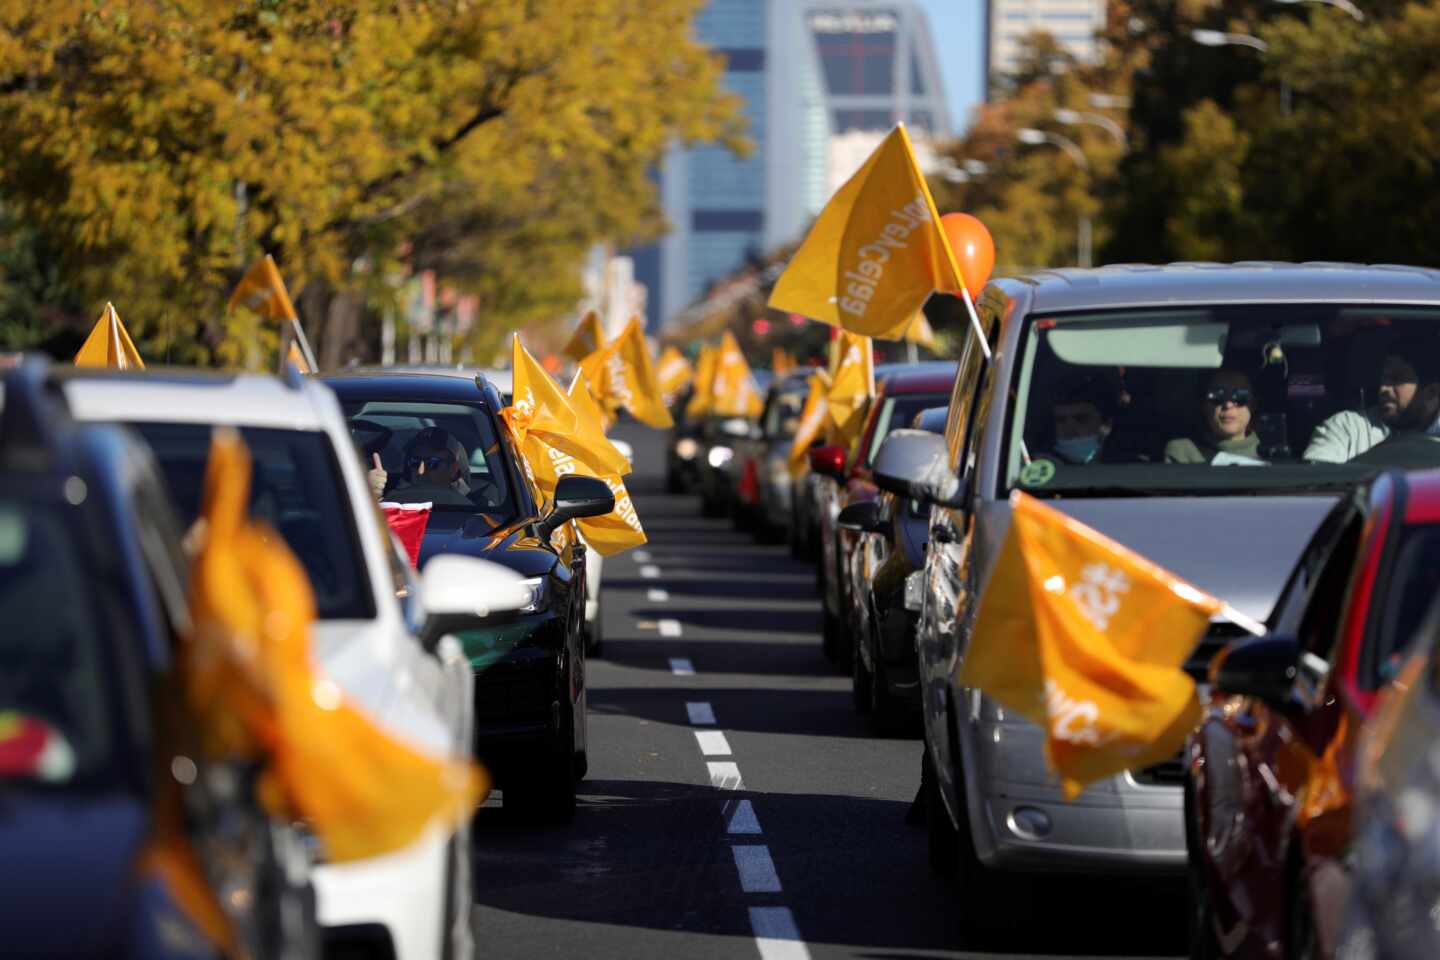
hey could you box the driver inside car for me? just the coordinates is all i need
[369,426,472,499]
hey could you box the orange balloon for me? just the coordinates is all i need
[940,213,996,295]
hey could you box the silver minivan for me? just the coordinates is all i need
[872,263,1440,932]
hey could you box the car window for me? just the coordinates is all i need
[1269,500,1363,636]
[1295,515,1366,660]
[1004,305,1440,497]
[865,393,947,466]
[129,423,376,621]
[0,498,116,785]
[341,399,515,519]
[1369,526,1440,688]
[764,389,805,439]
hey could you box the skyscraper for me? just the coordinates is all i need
[639,0,950,333]
[987,0,1106,78]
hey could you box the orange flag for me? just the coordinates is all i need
[562,310,605,362]
[229,255,317,370]
[711,331,763,418]
[788,371,831,477]
[960,492,1226,799]
[187,428,485,860]
[685,345,718,419]
[656,346,694,397]
[74,303,144,369]
[826,330,874,448]
[586,316,674,429]
[501,335,630,481]
[566,373,646,555]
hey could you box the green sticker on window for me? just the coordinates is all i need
[1019,459,1056,487]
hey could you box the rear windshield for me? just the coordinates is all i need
[867,393,947,466]
[130,423,374,620]
[1004,305,1440,497]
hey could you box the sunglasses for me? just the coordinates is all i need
[1204,388,1252,406]
[406,453,452,471]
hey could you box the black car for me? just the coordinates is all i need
[838,405,947,732]
[324,372,612,818]
[0,359,315,958]
[665,386,704,494]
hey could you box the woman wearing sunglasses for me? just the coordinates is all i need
[1164,369,1266,465]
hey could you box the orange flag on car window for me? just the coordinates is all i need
[187,428,484,861]
[566,373,646,555]
[768,125,965,338]
[685,344,719,419]
[562,310,605,362]
[582,316,675,429]
[959,491,1223,799]
[657,346,694,398]
[74,303,144,369]
[712,331,764,418]
[788,371,831,477]
[826,330,874,448]
[229,254,317,371]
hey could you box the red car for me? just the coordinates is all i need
[1187,469,1440,959]
[809,362,954,661]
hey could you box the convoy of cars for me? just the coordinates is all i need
[677,262,1440,958]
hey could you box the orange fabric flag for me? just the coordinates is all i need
[788,371,831,477]
[501,335,630,483]
[826,330,874,448]
[656,346,694,397]
[74,303,144,369]
[960,492,1224,799]
[188,428,484,860]
[229,255,299,322]
[685,345,718,419]
[566,373,646,555]
[562,310,606,362]
[586,316,674,429]
[711,331,763,418]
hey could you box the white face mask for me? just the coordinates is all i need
[1054,434,1102,464]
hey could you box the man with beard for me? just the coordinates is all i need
[1306,339,1440,464]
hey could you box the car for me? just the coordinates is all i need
[811,362,955,661]
[871,263,1440,937]
[56,365,494,960]
[838,405,948,732]
[1189,468,1440,960]
[727,368,816,541]
[323,371,614,820]
[0,359,317,958]
[695,370,772,519]
[1339,587,1440,960]
[666,386,705,494]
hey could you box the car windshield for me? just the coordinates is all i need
[867,393,948,466]
[0,498,115,785]
[1005,305,1440,496]
[129,423,374,620]
[763,388,808,439]
[340,399,518,522]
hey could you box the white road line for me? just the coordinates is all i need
[639,564,661,579]
[633,550,652,563]
[658,618,683,638]
[732,845,783,893]
[668,657,695,676]
[707,761,744,791]
[685,701,716,725]
[726,799,762,835]
[749,907,810,960]
[694,730,732,756]
[647,588,670,602]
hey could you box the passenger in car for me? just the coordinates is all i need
[1164,369,1265,464]
[1306,339,1440,462]
[1041,373,1117,465]
[371,426,472,497]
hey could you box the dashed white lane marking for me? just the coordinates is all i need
[732,845,783,893]
[694,730,732,756]
[749,907,810,960]
[647,588,670,602]
[706,761,744,791]
[685,701,716,725]
[639,564,661,579]
[633,550,652,563]
[668,658,695,676]
[726,799,762,834]
[658,618,683,638]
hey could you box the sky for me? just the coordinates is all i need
[916,0,985,136]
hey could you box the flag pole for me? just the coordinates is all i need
[959,286,991,361]
[289,316,318,371]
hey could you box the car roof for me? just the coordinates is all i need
[322,370,503,406]
[879,361,958,394]
[1002,262,1440,314]
[53,366,332,430]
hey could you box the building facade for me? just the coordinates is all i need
[987,0,1106,78]
[637,0,950,333]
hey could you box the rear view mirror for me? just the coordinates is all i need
[837,500,890,537]
[1209,635,1300,709]
[420,554,529,620]
[808,444,847,481]
[872,429,959,506]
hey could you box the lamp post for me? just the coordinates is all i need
[1016,128,1092,268]
[1054,108,1128,146]
[1191,29,1291,114]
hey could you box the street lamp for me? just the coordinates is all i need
[1273,0,1364,20]
[1015,128,1092,268]
[1054,108,1127,146]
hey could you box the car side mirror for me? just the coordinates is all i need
[419,554,530,621]
[808,444,848,481]
[872,429,962,507]
[538,475,615,539]
[1209,635,1300,709]
[837,500,891,537]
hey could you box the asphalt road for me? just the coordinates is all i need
[470,424,1187,959]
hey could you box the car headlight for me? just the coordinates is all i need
[518,575,549,614]
[675,438,700,460]
[708,445,733,468]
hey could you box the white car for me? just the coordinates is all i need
[58,366,522,960]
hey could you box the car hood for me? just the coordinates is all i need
[417,513,558,578]
[0,791,149,955]
[977,495,1339,622]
